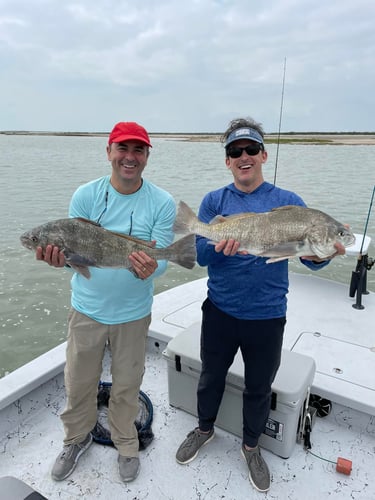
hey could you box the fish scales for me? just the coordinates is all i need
[194,212,309,248]
[20,217,196,278]
[173,201,355,263]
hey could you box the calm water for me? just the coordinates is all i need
[1,135,374,377]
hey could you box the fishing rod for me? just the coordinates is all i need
[359,184,374,255]
[273,57,287,185]
[349,184,375,309]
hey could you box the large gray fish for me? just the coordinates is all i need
[173,201,355,263]
[20,217,196,278]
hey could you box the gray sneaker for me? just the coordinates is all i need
[118,455,140,482]
[241,445,271,492]
[51,434,93,481]
[176,427,214,464]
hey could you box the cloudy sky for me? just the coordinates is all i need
[1,0,374,133]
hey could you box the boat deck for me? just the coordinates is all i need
[1,338,374,500]
[1,269,375,499]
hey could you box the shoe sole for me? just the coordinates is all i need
[51,434,93,481]
[120,467,140,483]
[241,448,270,493]
[176,432,215,465]
[118,458,140,482]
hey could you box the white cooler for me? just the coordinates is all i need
[163,322,316,458]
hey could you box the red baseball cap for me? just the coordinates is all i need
[108,122,152,147]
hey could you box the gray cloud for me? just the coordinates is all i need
[0,0,374,132]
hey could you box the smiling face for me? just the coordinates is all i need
[107,140,150,194]
[225,139,268,193]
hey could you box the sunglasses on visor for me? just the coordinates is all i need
[226,144,263,158]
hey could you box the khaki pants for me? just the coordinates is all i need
[61,308,150,457]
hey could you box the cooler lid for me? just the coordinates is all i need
[165,322,316,405]
[164,322,202,371]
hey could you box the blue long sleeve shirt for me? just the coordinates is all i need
[68,175,175,324]
[197,181,329,320]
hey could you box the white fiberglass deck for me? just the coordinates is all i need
[1,340,374,500]
[1,270,374,499]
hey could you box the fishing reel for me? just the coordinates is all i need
[350,252,374,310]
[297,392,332,449]
[366,256,375,271]
[349,187,374,309]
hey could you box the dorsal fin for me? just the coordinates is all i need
[270,205,300,213]
[209,212,257,225]
[75,218,156,248]
[76,217,102,227]
[109,233,156,248]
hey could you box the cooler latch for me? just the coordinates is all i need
[175,355,182,372]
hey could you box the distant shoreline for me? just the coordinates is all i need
[1,130,375,145]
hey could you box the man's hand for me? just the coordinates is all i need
[128,250,158,279]
[36,245,66,267]
[214,239,248,257]
[302,242,346,263]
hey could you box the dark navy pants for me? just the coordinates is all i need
[197,298,285,448]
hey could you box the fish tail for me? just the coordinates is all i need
[173,201,198,235]
[167,234,196,269]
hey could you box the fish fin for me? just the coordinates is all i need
[76,217,102,227]
[265,256,294,264]
[173,201,198,234]
[206,241,296,263]
[259,241,306,263]
[75,218,157,249]
[167,234,196,269]
[209,212,257,224]
[211,207,298,223]
[107,231,156,248]
[209,215,227,224]
[69,263,92,279]
[270,205,300,212]
[65,254,95,278]
[67,253,97,267]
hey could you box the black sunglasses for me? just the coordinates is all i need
[226,144,263,158]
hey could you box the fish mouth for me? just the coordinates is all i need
[346,234,356,247]
[20,235,32,249]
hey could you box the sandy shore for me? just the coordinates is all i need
[265,133,375,145]
[152,133,375,145]
[1,131,375,145]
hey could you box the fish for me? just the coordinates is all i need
[173,201,355,263]
[20,217,196,279]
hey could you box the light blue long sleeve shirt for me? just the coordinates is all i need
[68,175,175,324]
[197,181,329,320]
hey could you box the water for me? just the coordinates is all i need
[1,135,374,377]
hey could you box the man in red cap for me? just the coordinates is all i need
[36,121,176,483]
